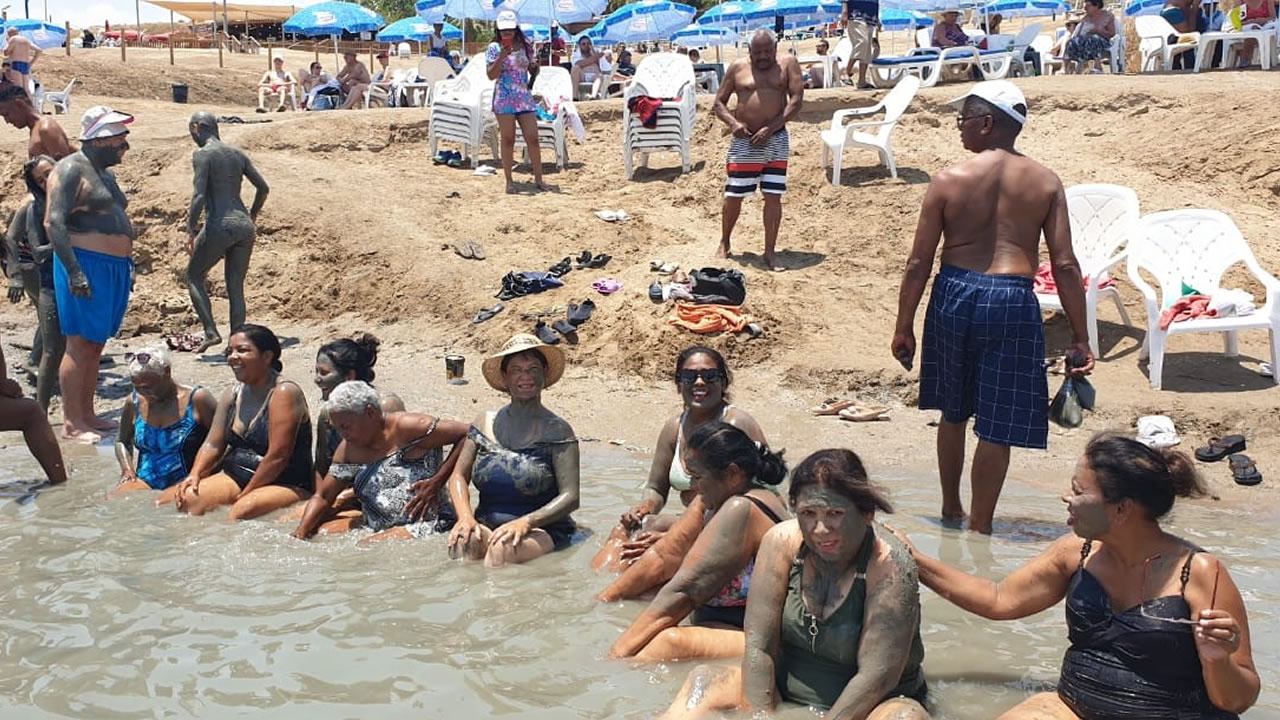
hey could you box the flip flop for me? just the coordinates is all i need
[520,305,567,320]
[838,406,890,422]
[534,321,561,345]
[591,278,621,295]
[1195,435,1246,463]
[452,242,474,259]
[547,257,572,277]
[655,262,679,274]
[810,398,856,416]
[467,240,486,260]
[472,303,503,324]
[574,250,593,268]
[1228,453,1263,486]
[567,299,596,326]
[586,253,612,269]
[552,319,579,343]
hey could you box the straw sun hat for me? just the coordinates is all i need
[481,333,566,392]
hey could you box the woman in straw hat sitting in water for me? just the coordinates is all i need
[447,334,581,567]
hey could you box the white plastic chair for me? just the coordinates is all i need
[1109,31,1125,72]
[1033,34,1064,74]
[428,53,497,168]
[1135,15,1198,71]
[404,56,456,107]
[622,53,696,179]
[1126,209,1280,390]
[1194,26,1276,71]
[43,77,77,115]
[1006,23,1043,76]
[819,75,920,182]
[516,66,572,170]
[1035,184,1138,358]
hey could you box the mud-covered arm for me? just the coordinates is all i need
[44,161,87,284]
[5,205,26,290]
[825,536,920,720]
[292,446,352,540]
[26,199,51,263]
[114,395,138,480]
[446,433,480,523]
[742,522,800,712]
[238,382,309,497]
[911,531,1077,620]
[243,154,269,221]
[186,152,208,237]
[186,388,234,480]
[314,405,333,481]
[597,495,708,602]
[610,497,755,657]
[524,435,580,528]
[634,417,678,517]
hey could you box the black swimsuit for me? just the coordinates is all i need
[1057,540,1238,719]
[223,383,314,492]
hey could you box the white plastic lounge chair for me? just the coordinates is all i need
[868,28,1009,88]
[43,77,77,115]
[1194,26,1275,71]
[1032,35,1063,74]
[622,53,696,179]
[1005,23,1043,76]
[516,66,572,171]
[403,57,456,107]
[1135,15,1198,71]
[1127,209,1280,390]
[819,75,919,183]
[1035,184,1137,358]
[428,53,497,168]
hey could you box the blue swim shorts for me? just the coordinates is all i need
[53,248,133,345]
[919,264,1048,450]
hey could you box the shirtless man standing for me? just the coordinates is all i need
[3,27,41,97]
[714,30,803,272]
[0,83,75,159]
[45,106,137,442]
[891,81,1094,535]
[186,111,269,353]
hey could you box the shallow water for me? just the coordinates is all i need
[1,443,1276,719]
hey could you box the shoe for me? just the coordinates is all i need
[586,253,612,269]
[255,107,267,113]
[472,303,503,324]
[574,250,594,269]
[534,321,560,345]
[552,318,579,344]
[567,299,596,326]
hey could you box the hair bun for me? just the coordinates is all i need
[353,333,381,367]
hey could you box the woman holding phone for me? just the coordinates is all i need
[487,10,547,194]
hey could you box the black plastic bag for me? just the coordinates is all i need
[1049,377,1084,428]
[1074,375,1096,411]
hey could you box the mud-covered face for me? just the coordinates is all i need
[314,352,349,399]
[329,407,380,445]
[131,370,175,404]
[794,484,871,565]
[503,352,546,401]
[1064,457,1115,540]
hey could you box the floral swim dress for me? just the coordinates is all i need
[486,41,537,115]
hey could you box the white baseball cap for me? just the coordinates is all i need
[81,105,134,140]
[495,9,519,29]
[948,80,1027,126]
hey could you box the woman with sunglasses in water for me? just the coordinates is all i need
[592,346,766,578]
[896,433,1259,719]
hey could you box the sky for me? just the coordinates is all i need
[13,0,321,26]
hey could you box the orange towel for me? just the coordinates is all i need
[667,302,752,334]
[1159,294,1216,331]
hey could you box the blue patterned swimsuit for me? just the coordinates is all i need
[470,421,577,550]
[133,388,208,490]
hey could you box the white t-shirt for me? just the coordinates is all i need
[570,47,612,74]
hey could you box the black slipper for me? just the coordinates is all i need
[574,250,593,269]
[1229,453,1263,486]
[534,321,560,345]
[586,253,612,269]
[1195,435,1246,463]
[552,319,579,343]
[548,257,571,277]
[567,299,596,326]
[472,303,503,324]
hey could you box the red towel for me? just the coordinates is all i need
[1159,294,1216,331]
[1033,260,1115,295]
[627,95,665,128]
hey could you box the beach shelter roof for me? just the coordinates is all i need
[143,0,317,23]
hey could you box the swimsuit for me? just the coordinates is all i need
[223,383,314,492]
[132,388,208,490]
[776,526,927,709]
[1057,541,1238,719]
[470,414,577,550]
[53,248,132,344]
[919,264,1048,449]
[11,60,30,74]
[329,420,456,537]
[725,129,789,198]
[668,404,732,493]
[692,493,784,628]
[486,42,537,115]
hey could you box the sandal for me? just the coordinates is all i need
[810,397,855,416]
[1228,453,1263,486]
[1194,435,1246,463]
[838,406,890,422]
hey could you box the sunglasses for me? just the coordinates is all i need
[1139,554,1220,626]
[124,352,152,365]
[678,369,724,386]
[955,113,991,128]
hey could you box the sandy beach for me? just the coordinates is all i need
[3,44,1279,505]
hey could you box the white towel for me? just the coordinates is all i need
[1208,288,1256,317]
[1136,415,1181,449]
[561,100,586,143]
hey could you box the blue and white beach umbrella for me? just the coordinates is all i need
[696,1,761,29]
[443,0,503,21]
[878,0,958,11]
[1123,0,1163,14]
[0,19,68,50]
[670,24,738,46]
[743,0,843,29]
[879,7,935,28]
[591,0,698,43]
[494,0,608,26]
[977,0,1070,17]
[519,23,571,41]
[282,1,385,36]
[415,0,449,22]
[377,17,463,42]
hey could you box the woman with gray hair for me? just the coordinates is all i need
[290,380,470,541]
[113,346,217,501]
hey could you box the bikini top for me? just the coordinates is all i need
[668,404,731,493]
[703,492,784,608]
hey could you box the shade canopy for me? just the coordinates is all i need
[143,0,313,23]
